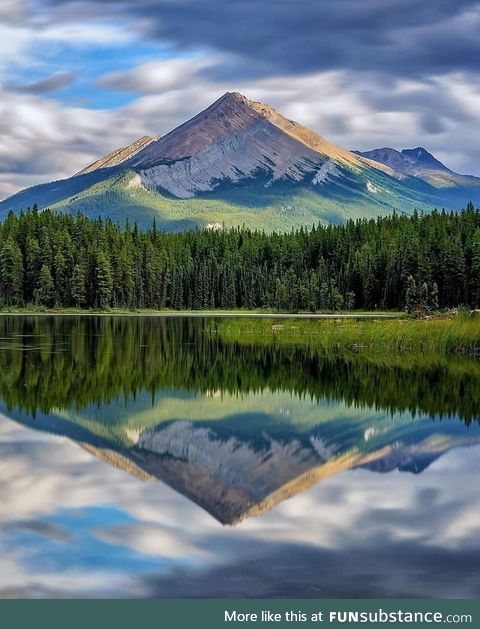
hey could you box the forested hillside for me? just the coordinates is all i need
[0,203,479,312]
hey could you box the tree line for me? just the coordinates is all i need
[0,202,480,311]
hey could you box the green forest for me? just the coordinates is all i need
[1,203,480,311]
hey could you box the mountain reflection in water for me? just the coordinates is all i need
[0,315,479,597]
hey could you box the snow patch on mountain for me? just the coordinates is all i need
[312,159,341,185]
[309,435,336,459]
[127,173,143,189]
[366,180,380,194]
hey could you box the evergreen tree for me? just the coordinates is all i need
[405,275,418,314]
[94,253,113,309]
[35,264,54,307]
[471,229,480,307]
[345,291,356,311]
[0,238,24,305]
[430,282,439,312]
[54,250,68,305]
[0,204,479,313]
[71,264,87,308]
[420,282,429,309]
[274,278,289,311]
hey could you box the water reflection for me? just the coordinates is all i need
[0,316,479,597]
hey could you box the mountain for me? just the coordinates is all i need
[75,135,159,175]
[356,146,480,189]
[355,147,450,176]
[5,394,480,525]
[1,92,480,231]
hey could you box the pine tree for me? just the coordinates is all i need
[420,282,429,309]
[0,238,24,305]
[54,250,68,306]
[35,264,54,307]
[24,236,41,302]
[94,253,113,309]
[430,282,439,312]
[319,281,329,310]
[470,229,480,307]
[345,291,356,311]
[330,279,344,311]
[274,279,288,311]
[307,270,319,312]
[0,204,479,313]
[71,264,87,308]
[405,275,418,314]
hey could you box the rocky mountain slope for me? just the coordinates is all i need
[1,92,479,231]
[356,146,480,189]
[76,135,159,175]
[5,399,480,525]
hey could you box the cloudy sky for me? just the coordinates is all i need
[2,411,480,598]
[1,0,480,199]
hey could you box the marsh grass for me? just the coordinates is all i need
[219,315,480,356]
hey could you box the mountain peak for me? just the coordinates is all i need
[355,147,409,172]
[210,90,249,107]
[209,90,279,120]
[221,90,247,101]
[357,145,452,177]
[403,146,430,157]
[401,147,449,171]
[124,90,270,169]
[124,90,361,189]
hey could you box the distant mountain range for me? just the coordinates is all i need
[355,146,480,189]
[1,91,479,231]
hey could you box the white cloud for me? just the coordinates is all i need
[0,23,32,72]
[36,20,137,46]
[2,58,480,200]
[1,1,480,200]
[1,411,480,597]
[97,56,216,94]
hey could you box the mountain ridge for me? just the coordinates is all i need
[355,145,480,189]
[76,135,160,176]
[1,91,479,231]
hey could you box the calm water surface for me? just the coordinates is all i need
[0,315,479,598]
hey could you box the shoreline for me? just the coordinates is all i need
[0,310,401,319]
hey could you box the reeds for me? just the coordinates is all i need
[219,316,480,356]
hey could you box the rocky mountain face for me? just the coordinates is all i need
[356,147,450,175]
[1,92,479,230]
[76,135,159,175]
[122,91,374,199]
[5,400,480,525]
[120,422,480,524]
[128,421,326,524]
[356,146,480,189]
[401,147,450,171]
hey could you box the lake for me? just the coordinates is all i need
[0,315,479,598]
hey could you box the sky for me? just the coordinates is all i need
[2,411,480,597]
[1,0,480,200]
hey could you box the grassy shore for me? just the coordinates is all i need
[0,307,478,354]
[0,306,402,317]
[218,315,480,355]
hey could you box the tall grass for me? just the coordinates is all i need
[218,316,480,356]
